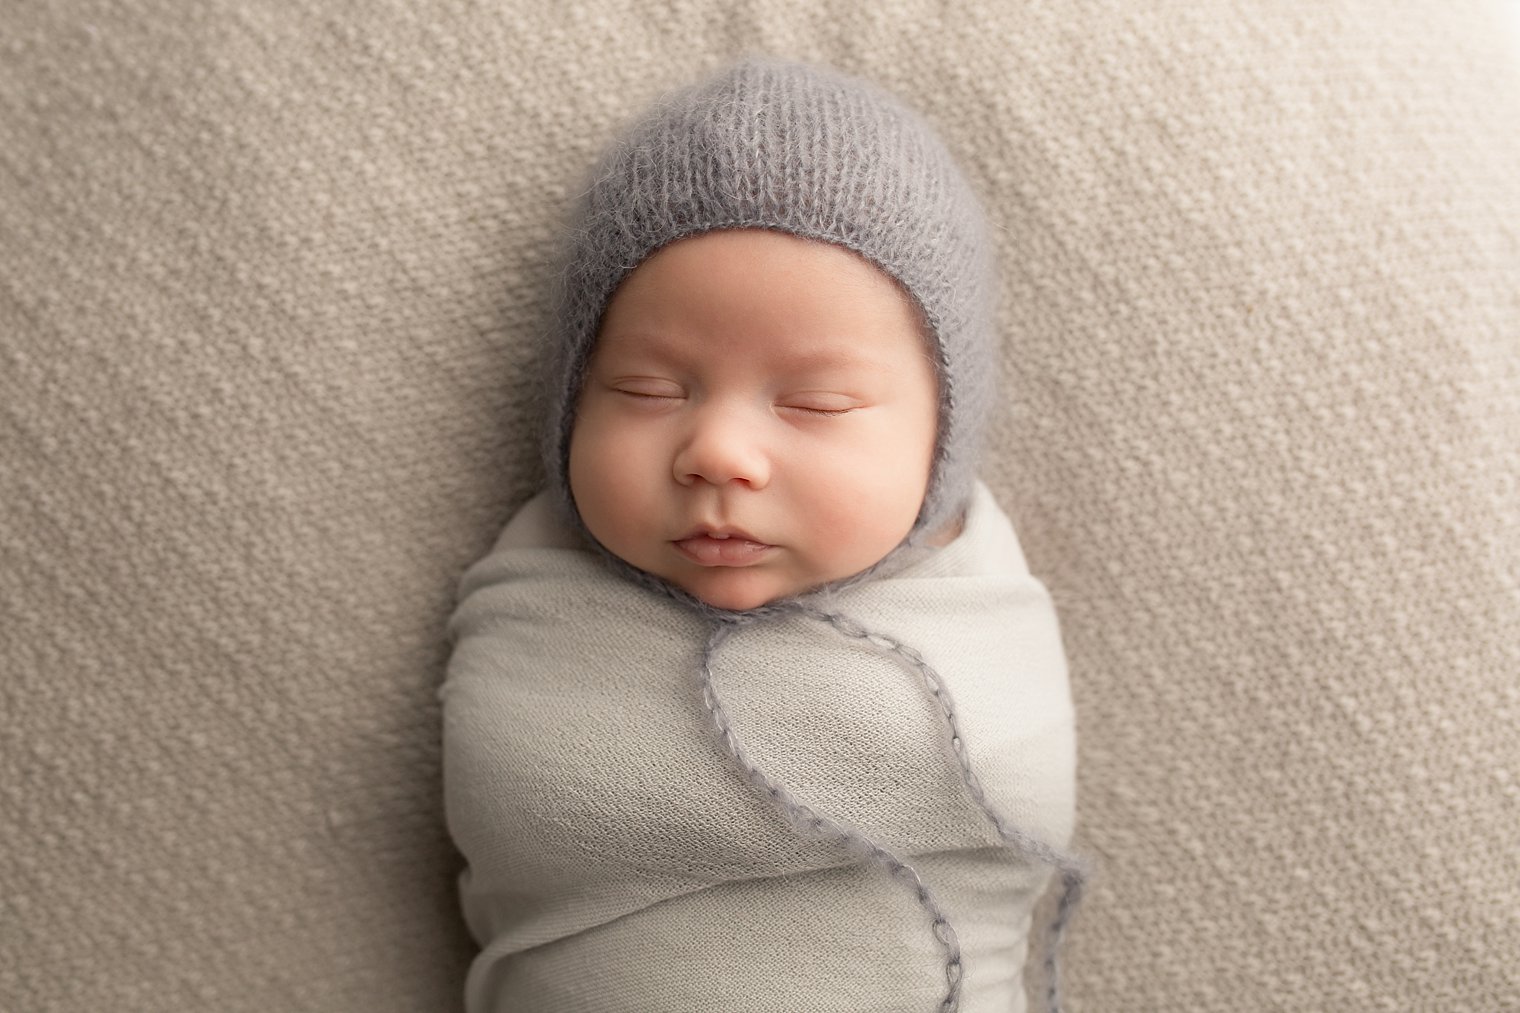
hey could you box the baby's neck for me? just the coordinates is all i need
[925,511,966,548]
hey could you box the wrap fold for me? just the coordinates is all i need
[440,481,1076,1012]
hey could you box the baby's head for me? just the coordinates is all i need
[546,56,998,612]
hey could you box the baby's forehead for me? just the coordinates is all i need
[583,227,942,383]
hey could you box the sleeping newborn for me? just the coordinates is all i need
[439,56,1085,1013]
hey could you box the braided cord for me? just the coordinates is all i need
[697,606,1088,1013]
[794,603,1088,1013]
[699,619,966,1011]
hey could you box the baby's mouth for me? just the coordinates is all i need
[673,532,774,566]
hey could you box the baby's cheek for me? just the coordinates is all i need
[571,417,660,546]
[568,419,621,518]
[807,458,923,571]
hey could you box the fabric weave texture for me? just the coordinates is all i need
[2,3,1518,1011]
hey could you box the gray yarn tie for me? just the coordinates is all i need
[696,603,1088,1013]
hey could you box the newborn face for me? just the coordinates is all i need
[568,228,940,611]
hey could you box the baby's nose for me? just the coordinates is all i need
[672,409,771,489]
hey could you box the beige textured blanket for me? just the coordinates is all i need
[441,483,1075,1012]
[4,3,1518,1011]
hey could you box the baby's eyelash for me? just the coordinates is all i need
[785,405,855,416]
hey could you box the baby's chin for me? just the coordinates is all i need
[671,568,808,612]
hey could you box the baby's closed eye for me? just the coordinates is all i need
[779,392,863,415]
[610,377,684,400]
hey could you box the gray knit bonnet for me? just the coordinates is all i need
[544,55,999,567]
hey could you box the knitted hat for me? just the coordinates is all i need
[544,55,999,551]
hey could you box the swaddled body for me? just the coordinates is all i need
[441,483,1074,1011]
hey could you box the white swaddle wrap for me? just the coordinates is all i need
[439,481,1077,1013]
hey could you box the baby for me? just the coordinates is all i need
[440,56,1084,1013]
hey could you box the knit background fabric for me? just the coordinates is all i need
[3,2,1518,1011]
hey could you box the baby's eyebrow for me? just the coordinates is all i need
[591,329,680,359]
[597,330,886,372]
[772,346,883,372]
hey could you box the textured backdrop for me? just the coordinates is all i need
[2,1,1518,1010]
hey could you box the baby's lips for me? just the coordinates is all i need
[673,534,774,566]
